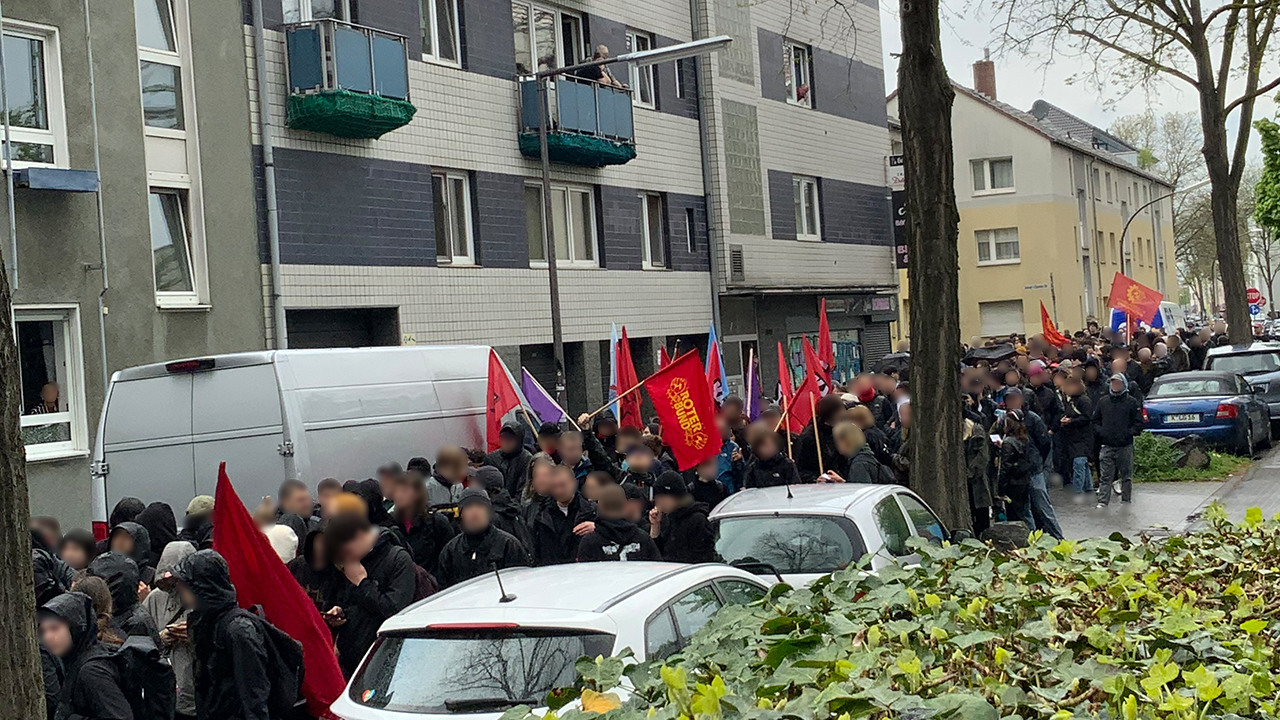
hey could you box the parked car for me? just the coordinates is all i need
[1142,370,1272,455]
[709,484,950,587]
[329,563,769,720]
[90,346,528,536]
[1203,343,1280,422]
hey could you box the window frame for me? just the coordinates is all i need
[512,0,583,77]
[782,39,812,108]
[1105,171,1113,202]
[640,191,667,269]
[642,582,726,661]
[432,170,476,265]
[136,0,189,138]
[684,206,696,254]
[281,0,351,22]
[975,227,1020,266]
[525,181,599,267]
[970,157,1014,196]
[15,305,89,462]
[419,0,461,66]
[674,58,687,100]
[626,30,656,109]
[147,184,204,307]
[792,175,821,241]
[2,21,68,169]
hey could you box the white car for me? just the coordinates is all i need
[710,484,951,587]
[329,562,769,720]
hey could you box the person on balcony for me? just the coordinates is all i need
[575,45,627,89]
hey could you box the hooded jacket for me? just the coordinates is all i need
[487,487,534,554]
[1029,382,1063,425]
[426,473,464,510]
[32,530,73,606]
[97,498,145,554]
[531,493,597,566]
[333,528,416,678]
[436,522,530,589]
[109,522,155,585]
[142,541,197,716]
[134,503,178,564]
[1058,390,1095,458]
[485,423,535,496]
[576,517,661,562]
[844,444,892,485]
[690,476,729,508]
[742,452,802,489]
[287,526,338,617]
[795,422,843,483]
[391,509,456,575]
[174,549,271,720]
[87,551,160,646]
[1092,376,1144,447]
[962,419,994,510]
[655,501,716,564]
[40,592,133,720]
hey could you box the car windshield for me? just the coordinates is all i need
[1150,378,1234,398]
[715,515,867,574]
[351,629,615,713]
[1208,352,1280,375]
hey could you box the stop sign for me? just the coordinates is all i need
[1248,287,1263,304]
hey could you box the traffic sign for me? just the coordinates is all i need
[1259,296,1268,307]
[1250,303,1263,316]
[1247,287,1263,304]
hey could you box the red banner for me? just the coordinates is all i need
[1108,273,1163,322]
[818,299,835,388]
[803,336,829,395]
[1040,302,1071,347]
[644,351,720,470]
[486,350,521,451]
[788,370,821,433]
[616,327,644,429]
[776,341,793,404]
[658,345,672,369]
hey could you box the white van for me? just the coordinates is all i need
[90,346,526,530]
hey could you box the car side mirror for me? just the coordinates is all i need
[950,528,974,543]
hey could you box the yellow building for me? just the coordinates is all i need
[886,61,1178,343]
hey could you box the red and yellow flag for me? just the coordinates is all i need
[1040,302,1071,347]
[1107,273,1163,322]
[644,351,719,470]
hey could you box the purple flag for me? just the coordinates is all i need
[746,355,763,422]
[521,368,567,424]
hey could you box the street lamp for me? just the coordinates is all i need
[531,35,732,406]
[1120,177,1210,277]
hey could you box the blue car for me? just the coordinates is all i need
[1143,371,1272,455]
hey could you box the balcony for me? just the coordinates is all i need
[283,19,416,139]
[518,77,636,167]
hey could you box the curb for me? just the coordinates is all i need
[1176,448,1270,533]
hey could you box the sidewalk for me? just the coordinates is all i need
[1050,480,1225,539]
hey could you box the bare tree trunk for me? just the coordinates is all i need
[898,0,968,529]
[0,250,42,717]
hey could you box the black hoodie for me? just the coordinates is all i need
[436,522,530,588]
[39,592,133,720]
[134,502,178,563]
[390,510,456,575]
[287,526,339,616]
[32,530,73,605]
[742,452,802,489]
[530,493,597,566]
[108,521,155,585]
[174,549,272,720]
[333,528,416,678]
[87,551,160,645]
[795,422,842,483]
[576,517,661,562]
[655,502,716,564]
[487,487,534,554]
[484,426,535,497]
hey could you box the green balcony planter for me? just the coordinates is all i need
[286,89,417,139]
[518,132,637,168]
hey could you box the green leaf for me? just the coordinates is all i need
[1241,619,1267,635]
[950,630,999,648]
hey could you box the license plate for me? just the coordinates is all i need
[1165,413,1200,424]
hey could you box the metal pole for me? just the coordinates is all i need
[1049,273,1057,325]
[1120,191,1174,280]
[0,2,18,292]
[83,0,111,393]
[537,76,567,406]
[252,0,289,348]
[687,0,722,336]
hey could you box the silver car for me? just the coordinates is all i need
[1205,342,1280,421]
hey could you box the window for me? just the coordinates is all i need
[1143,184,1150,212]
[1091,168,1101,199]
[1148,238,1154,265]
[685,207,696,254]
[971,158,1013,194]
[1097,231,1106,263]
[1110,233,1117,263]
[897,494,945,546]
[715,579,766,605]
[136,0,185,131]
[17,306,87,461]
[715,515,867,574]
[671,585,722,639]
[978,299,1024,337]
[1105,171,1113,202]
[3,23,66,167]
[792,176,821,240]
[873,496,912,557]
[674,58,687,99]
[1136,236,1143,265]
[525,182,597,265]
[783,40,811,107]
[976,227,1019,264]
[512,1,582,76]
[420,0,460,63]
[645,609,680,660]
[432,171,474,264]
[281,0,349,22]
[640,192,666,268]
[626,31,655,108]
[148,188,198,300]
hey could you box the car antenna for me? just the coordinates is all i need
[785,482,793,500]
[492,563,517,603]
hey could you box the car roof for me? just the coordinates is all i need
[1151,370,1238,383]
[709,484,901,518]
[1207,342,1280,357]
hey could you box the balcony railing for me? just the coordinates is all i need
[518,76,637,167]
[283,18,416,139]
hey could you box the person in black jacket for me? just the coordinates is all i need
[1092,373,1143,507]
[107,521,155,585]
[172,550,273,720]
[1027,363,1062,426]
[850,405,896,469]
[743,430,802,488]
[288,523,337,617]
[325,512,417,677]
[39,592,134,720]
[795,395,846,482]
[437,488,530,588]
[577,484,661,562]
[470,465,534,553]
[134,502,178,568]
[994,410,1035,522]
[1058,375,1095,493]
[531,465,598,565]
[690,456,730,507]
[390,471,456,574]
[87,551,160,645]
[832,422,893,484]
[649,471,716,563]
[485,423,534,497]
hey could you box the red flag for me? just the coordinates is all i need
[788,370,822,432]
[212,464,345,718]
[818,299,835,388]
[615,327,643,429]
[644,350,720,470]
[658,345,672,369]
[1107,273,1163,322]
[705,338,727,406]
[1040,302,1071,347]
[776,341,794,404]
[486,349,521,451]
[802,336,829,395]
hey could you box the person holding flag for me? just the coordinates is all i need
[795,394,846,483]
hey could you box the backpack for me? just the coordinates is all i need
[412,564,439,601]
[113,635,176,720]
[222,608,306,718]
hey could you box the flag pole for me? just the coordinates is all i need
[582,351,693,421]
[810,391,824,476]
[779,394,794,459]
[745,347,755,417]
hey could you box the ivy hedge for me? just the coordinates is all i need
[515,504,1280,720]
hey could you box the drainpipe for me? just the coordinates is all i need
[251,0,289,349]
[688,0,722,335]
[0,1,18,292]
[83,0,110,394]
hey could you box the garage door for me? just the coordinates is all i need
[979,300,1025,337]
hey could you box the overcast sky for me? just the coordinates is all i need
[876,0,1276,164]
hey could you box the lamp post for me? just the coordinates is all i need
[1120,177,1210,277]
[531,36,731,406]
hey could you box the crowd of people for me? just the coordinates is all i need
[27,317,1225,719]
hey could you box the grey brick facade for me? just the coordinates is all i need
[475,171,529,268]
[766,169,795,241]
[819,178,892,246]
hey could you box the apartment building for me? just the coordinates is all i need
[242,0,895,410]
[5,0,265,526]
[887,58,1177,344]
